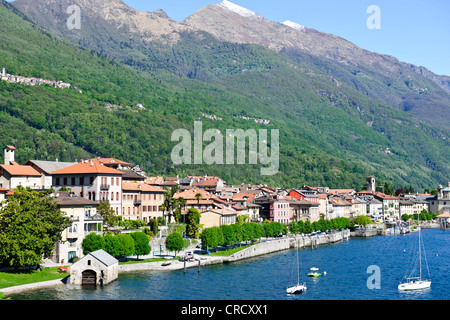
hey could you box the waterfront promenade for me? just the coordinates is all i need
[1,230,351,296]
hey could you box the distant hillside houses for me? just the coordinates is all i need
[236,115,270,125]
[1,67,71,89]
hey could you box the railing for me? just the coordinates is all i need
[100,184,110,190]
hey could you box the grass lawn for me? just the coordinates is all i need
[0,267,67,290]
[208,244,254,257]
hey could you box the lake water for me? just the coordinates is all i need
[10,228,449,300]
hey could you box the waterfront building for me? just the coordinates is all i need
[121,181,165,223]
[200,208,237,228]
[289,197,320,223]
[399,199,415,217]
[50,160,124,215]
[288,188,319,203]
[50,191,101,264]
[70,250,118,286]
[429,182,450,214]
[357,191,400,221]
[329,196,352,219]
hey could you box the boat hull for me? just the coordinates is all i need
[287,285,307,294]
[307,273,321,277]
[398,280,431,291]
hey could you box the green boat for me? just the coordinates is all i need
[308,267,321,277]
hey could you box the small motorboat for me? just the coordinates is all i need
[307,267,321,277]
[161,261,172,267]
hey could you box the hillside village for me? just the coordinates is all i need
[1,67,71,89]
[0,145,449,265]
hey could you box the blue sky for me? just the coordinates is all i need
[122,0,450,76]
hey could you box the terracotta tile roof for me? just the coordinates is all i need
[89,158,133,167]
[0,187,13,195]
[174,188,213,200]
[0,164,41,176]
[4,145,16,150]
[232,192,256,202]
[122,182,165,192]
[146,176,164,185]
[50,162,124,175]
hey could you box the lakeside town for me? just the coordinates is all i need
[1,144,449,269]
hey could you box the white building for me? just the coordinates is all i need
[50,160,124,215]
[0,146,43,190]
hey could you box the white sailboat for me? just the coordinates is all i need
[287,242,307,294]
[398,217,431,291]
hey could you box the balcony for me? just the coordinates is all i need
[100,184,110,190]
[134,200,142,206]
[84,215,104,222]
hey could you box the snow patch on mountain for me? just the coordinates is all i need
[218,0,263,20]
[283,20,306,32]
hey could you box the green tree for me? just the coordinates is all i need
[82,232,105,255]
[0,186,71,270]
[130,231,151,259]
[97,201,117,227]
[104,234,121,258]
[149,218,159,236]
[351,215,373,227]
[117,234,135,259]
[165,232,184,256]
[220,224,236,249]
[186,208,201,238]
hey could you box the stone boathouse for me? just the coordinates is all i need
[70,250,119,286]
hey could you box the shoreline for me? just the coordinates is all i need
[1,226,440,297]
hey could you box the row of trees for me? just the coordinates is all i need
[401,210,438,222]
[200,221,288,251]
[289,217,351,235]
[82,231,151,261]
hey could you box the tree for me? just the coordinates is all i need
[178,197,187,223]
[116,234,135,260]
[195,193,203,207]
[149,218,159,236]
[97,201,117,227]
[186,208,201,238]
[220,224,236,249]
[0,187,71,270]
[351,215,372,227]
[82,232,105,255]
[166,232,184,256]
[104,234,121,258]
[130,231,151,259]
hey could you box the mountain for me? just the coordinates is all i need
[1,0,449,190]
[182,1,450,131]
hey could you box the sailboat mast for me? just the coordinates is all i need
[418,215,422,280]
